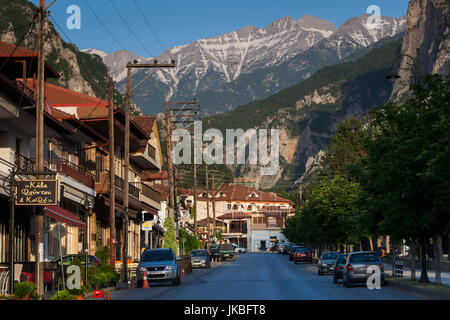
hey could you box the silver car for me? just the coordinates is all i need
[343,251,386,288]
[136,248,181,287]
[191,249,211,269]
[317,251,339,275]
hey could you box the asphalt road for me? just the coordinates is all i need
[107,253,421,300]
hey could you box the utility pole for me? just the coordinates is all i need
[193,164,197,237]
[124,61,175,278]
[212,175,216,244]
[165,100,200,250]
[205,164,210,245]
[107,77,116,267]
[35,0,46,297]
[122,66,131,282]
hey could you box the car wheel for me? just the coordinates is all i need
[333,275,338,284]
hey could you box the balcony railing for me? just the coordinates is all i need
[14,153,53,173]
[57,159,95,188]
[15,80,35,99]
[114,175,140,199]
[141,182,159,200]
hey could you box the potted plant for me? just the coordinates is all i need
[14,281,37,300]
[50,290,76,300]
[68,285,88,300]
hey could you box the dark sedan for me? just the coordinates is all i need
[333,253,348,283]
[289,246,303,261]
[293,247,313,264]
[317,251,339,275]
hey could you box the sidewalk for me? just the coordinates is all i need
[384,262,450,285]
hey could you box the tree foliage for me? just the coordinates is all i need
[162,217,177,254]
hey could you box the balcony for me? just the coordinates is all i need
[14,153,53,173]
[49,159,95,189]
[95,171,142,212]
[131,143,160,170]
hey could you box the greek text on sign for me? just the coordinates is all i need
[15,179,57,205]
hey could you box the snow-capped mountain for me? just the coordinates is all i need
[81,48,108,60]
[83,14,406,115]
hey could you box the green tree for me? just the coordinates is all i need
[162,217,177,254]
[359,74,450,281]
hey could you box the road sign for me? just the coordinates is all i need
[142,221,153,231]
[15,179,57,205]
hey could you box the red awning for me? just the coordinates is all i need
[44,206,86,229]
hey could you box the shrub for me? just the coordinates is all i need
[14,281,36,299]
[67,285,88,297]
[50,290,76,300]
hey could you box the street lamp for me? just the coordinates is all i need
[154,216,162,248]
[386,48,420,85]
[387,48,429,283]
[80,193,94,287]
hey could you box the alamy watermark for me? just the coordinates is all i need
[66,5,81,30]
[366,265,382,290]
[366,5,382,30]
[171,121,280,176]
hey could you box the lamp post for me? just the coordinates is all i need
[80,193,93,287]
[155,216,162,249]
[386,48,429,283]
[386,48,420,85]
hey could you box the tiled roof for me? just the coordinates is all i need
[132,116,155,136]
[149,184,169,201]
[0,41,38,57]
[34,80,108,107]
[197,217,226,226]
[217,212,251,220]
[192,184,290,203]
[142,171,168,181]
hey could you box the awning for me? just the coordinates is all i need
[44,206,86,229]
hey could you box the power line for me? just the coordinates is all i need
[108,0,153,57]
[132,0,172,61]
[82,0,126,51]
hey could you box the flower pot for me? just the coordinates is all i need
[74,295,84,300]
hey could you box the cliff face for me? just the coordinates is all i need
[391,0,449,100]
[0,0,109,99]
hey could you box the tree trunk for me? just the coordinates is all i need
[369,237,374,251]
[432,237,442,285]
[410,242,416,281]
[419,241,429,283]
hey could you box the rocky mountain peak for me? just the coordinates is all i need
[297,15,337,35]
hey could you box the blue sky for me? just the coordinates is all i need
[30,0,410,58]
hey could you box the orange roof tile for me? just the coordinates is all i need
[0,41,38,58]
[132,116,155,136]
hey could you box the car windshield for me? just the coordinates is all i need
[220,244,234,250]
[191,251,207,257]
[337,255,348,263]
[322,252,338,260]
[295,248,310,253]
[350,253,380,263]
[141,250,174,262]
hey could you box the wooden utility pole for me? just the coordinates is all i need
[35,0,46,297]
[123,61,175,280]
[205,164,210,244]
[212,175,216,243]
[107,77,116,267]
[165,101,175,218]
[193,164,197,237]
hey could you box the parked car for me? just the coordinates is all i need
[218,243,236,261]
[289,245,303,261]
[333,253,348,283]
[343,251,386,288]
[317,251,339,275]
[278,244,285,254]
[136,248,181,287]
[231,243,247,253]
[283,243,292,255]
[294,247,313,264]
[50,254,101,267]
[190,249,211,269]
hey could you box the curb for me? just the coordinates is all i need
[387,280,450,300]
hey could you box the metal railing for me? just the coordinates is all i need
[114,175,140,199]
[14,153,37,172]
